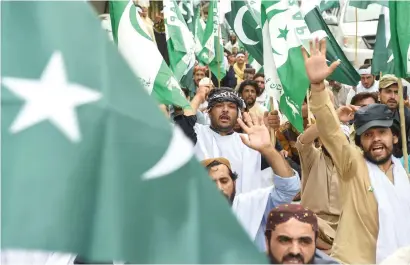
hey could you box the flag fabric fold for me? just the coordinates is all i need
[1,1,267,263]
[197,0,226,81]
[261,0,310,132]
[164,0,196,85]
[389,1,410,78]
[301,0,360,86]
[372,6,394,75]
[225,0,264,66]
[110,0,190,108]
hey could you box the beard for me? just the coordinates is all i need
[223,186,236,206]
[267,249,315,264]
[363,144,393,165]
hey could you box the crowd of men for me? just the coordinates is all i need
[160,37,410,264]
[3,3,410,263]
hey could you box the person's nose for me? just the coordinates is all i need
[288,242,301,256]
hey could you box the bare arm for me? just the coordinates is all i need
[183,86,208,116]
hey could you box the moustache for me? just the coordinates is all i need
[219,114,231,120]
[387,99,397,103]
[282,253,304,263]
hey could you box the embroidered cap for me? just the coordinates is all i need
[266,204,318,233]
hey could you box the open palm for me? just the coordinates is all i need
[302,39,340,85]
[237,112,272,152]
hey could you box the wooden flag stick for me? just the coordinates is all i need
[355,7,358,66]
[306,90,313,125]
[398,78,409,174]
[269,97,276,147]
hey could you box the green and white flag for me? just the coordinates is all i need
[389,0,410,78]
[193,6,205,54]
[164,0,196,83]
[225,0,263,65]
[248,54,262,73]
[197,0,226,81]
[349,0,388,9]
[109,0,190,109]
[301,0,360,86]
[178,0,195,33]
[1,1,267,263]
[319,0,340,11]
[261,0,310,132]
[372,6,394,75]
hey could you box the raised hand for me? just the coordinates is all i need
[237,112,273,153]
[337,105,360,123]
[301,38,340,85]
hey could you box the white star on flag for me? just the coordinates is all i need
[2,51,102,143]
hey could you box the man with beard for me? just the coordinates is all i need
[303,38,410,264]
[265,204,339,264]
[254,74,268,108]
[238,80,268,118]
[202,155,299,251]
[295,124,350,253]
[346,64,379,104]
[176,87,297,194]
[378,74,410,157]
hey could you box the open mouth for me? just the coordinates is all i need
[219,115,230,122]
[371,145,385,156]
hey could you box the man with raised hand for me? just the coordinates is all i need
[302,38,410,264]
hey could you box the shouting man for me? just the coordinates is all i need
[303,38,410,264]
[176,87,294,194]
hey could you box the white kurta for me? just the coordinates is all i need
[194,124,274,193]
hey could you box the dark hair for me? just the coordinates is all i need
[238,80,260,95]
[253,73,265,80]
[359,63,371,70]
[206,160,238,181]
[351,92,378,106]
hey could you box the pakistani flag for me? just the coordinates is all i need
[197,0,226,81]
[248,54,263,73]
[225,0,263,65]
[319,0,340,11]
[372,6,394,75]
[301,0,360,86]
[389,1,410,78]
[164,0,196,85]
[349,0,388,9]
[1,1,267,263]
[109,0,190,109]
[261,0,310,132]
[178,0,195,33]
[193,6,205,54]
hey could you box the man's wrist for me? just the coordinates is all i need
[259,145,277,157]
[310,82,325,92]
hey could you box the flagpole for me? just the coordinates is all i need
[216,1,222,88]
[355,7,358,66]
[269,97,276,147]
[398,78,409,174]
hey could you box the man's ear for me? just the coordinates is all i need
[393,134,399,145]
